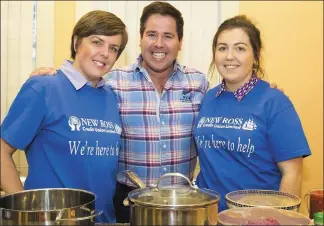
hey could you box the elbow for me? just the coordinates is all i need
[281,169,303,197]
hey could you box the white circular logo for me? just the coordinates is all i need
[68,116,81,131]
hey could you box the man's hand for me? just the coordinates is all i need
[270,83,284,93]
[30,67,56,78]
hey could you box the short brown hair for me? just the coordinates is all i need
[140,1,184,41]
[70,10,128,60]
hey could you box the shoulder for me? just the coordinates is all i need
[101,84,119,102]
[101,84,115,96]
[182,66,205,75]
[206,84,220,95]
[182,66,207,80]
[255,80,294,117]
[257,80,291,104]
[106,65,135,79]
[180,66,209,91]
[203,85,219,101]
[23,71,64,94]
[104,64,135,88]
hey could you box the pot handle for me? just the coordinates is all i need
[155,173,198,190]
[55,207,103,224]
[125,170,146,188]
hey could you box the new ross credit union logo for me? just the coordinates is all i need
[197,116,257,131]
[68,116,122,134]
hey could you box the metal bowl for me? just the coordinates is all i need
[218,207,312,225]
[226,189,301,211]
[0,188,102,225]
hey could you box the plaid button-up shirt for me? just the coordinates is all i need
[106,56,209,186]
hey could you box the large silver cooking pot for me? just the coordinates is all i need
[0,188,102,225]
[123,171,220,225]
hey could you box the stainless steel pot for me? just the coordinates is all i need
[0,188,102,225]
[123,171,220,225]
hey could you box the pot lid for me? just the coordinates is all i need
[127,173,220,208]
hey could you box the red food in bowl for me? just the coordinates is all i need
[246,217,280,225]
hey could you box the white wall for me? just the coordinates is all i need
[1,1,54,175]
[1,1,54,122]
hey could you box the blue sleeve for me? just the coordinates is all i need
[1,79,46,150]
[267,94,311,162]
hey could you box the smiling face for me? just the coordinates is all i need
[140,14,182,77]
[215,28,255,91]
[73,34,122,85]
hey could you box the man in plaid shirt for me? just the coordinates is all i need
[107,1,209,223]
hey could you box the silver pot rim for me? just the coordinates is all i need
[0,188,97,213]
[129,195,220,208]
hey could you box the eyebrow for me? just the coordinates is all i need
[91,36,103,42]
[91,36,120,47]
[110,44,120,48]
[217,42,248,46]
[145,30,175,36]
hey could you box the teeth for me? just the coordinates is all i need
[93,60,104,67]
[225,65,238,69]
[152,52,166,59]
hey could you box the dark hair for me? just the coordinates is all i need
[140,1,184,41]
[209,15,265,78]
[70,10,128,60]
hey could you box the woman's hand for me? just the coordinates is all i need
[30,67,56,77]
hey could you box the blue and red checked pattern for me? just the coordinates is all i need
[216,73,259,101]
[106,56,209,186]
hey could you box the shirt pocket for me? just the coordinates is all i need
[172,101,200,132]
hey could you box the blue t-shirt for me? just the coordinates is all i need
[194,80,311,211]
[1,71,122,222]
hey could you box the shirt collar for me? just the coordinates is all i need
[216,73,259,101]
[60,60,105,90]
[133,54,184,80]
